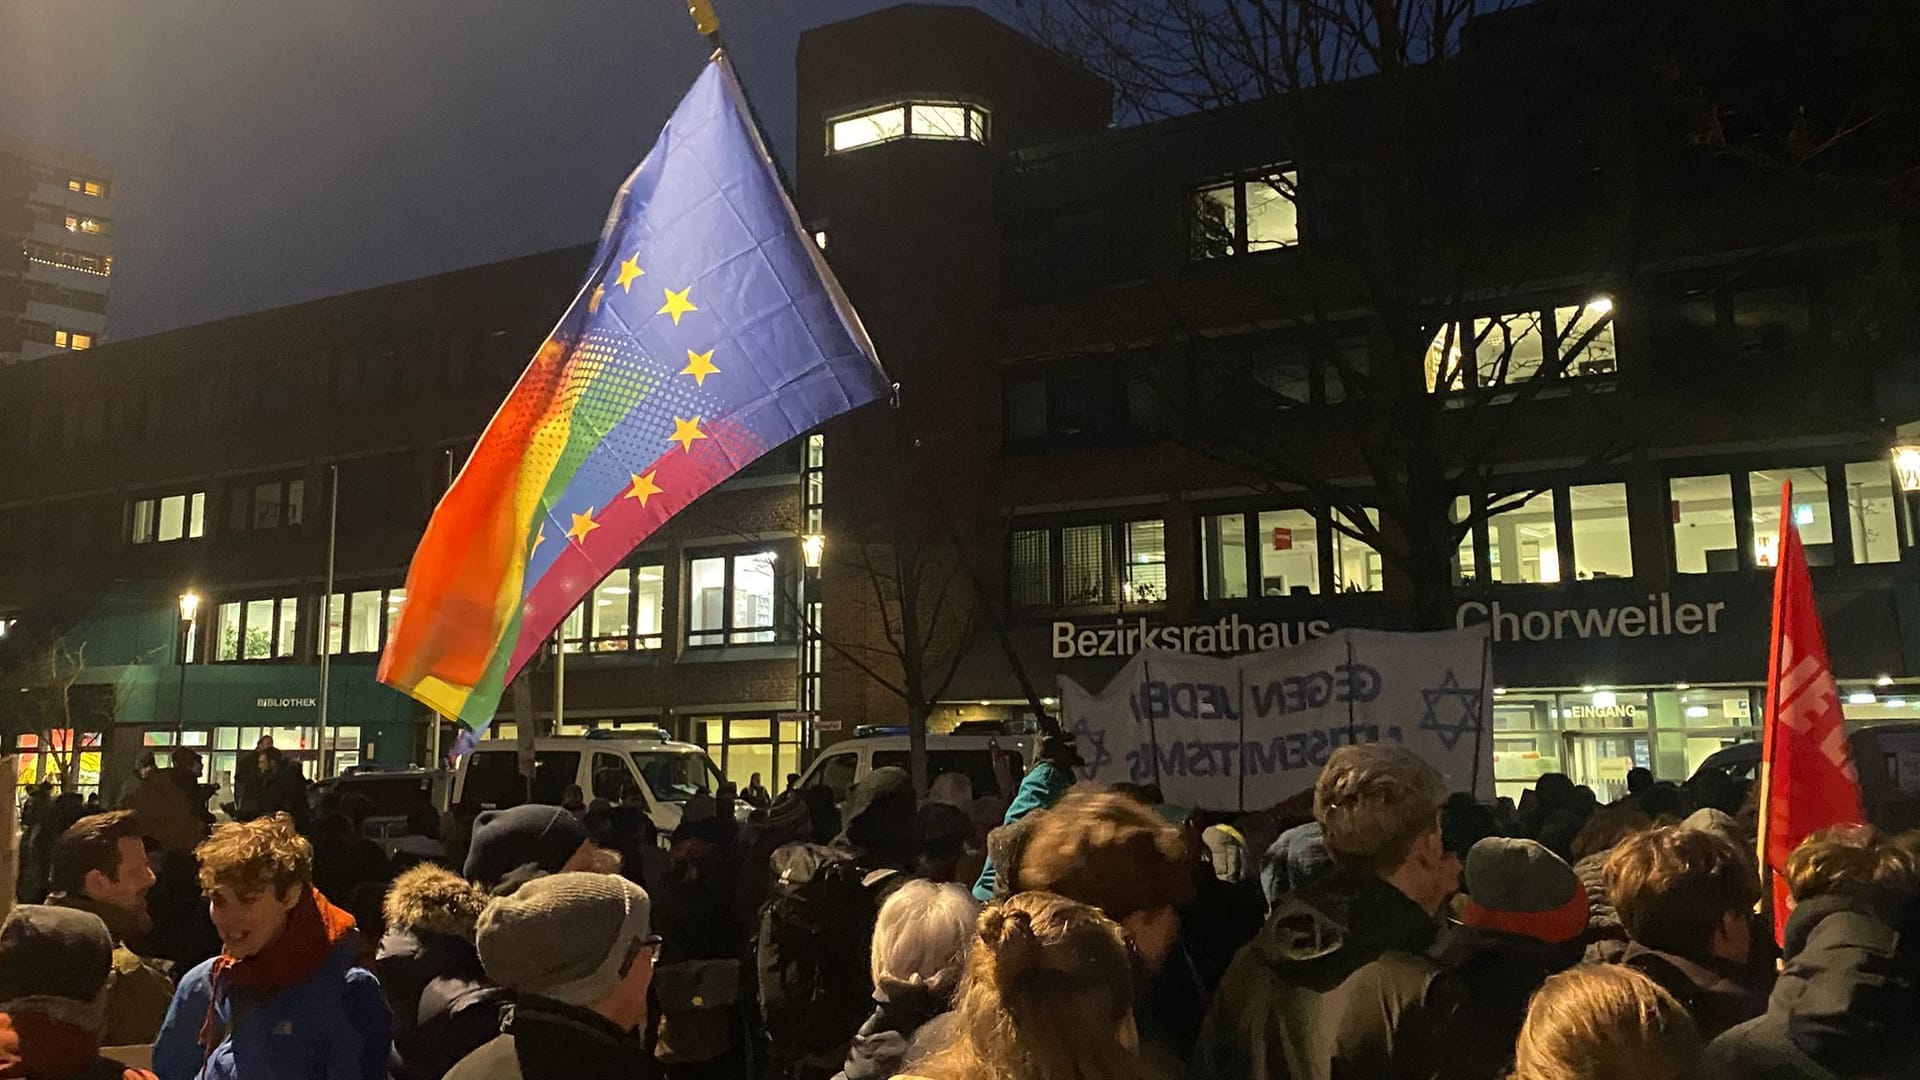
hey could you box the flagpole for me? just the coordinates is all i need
[553,628,566,734]
[1756,480,1792,908]
[316,464,339,779]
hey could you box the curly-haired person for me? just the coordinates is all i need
[152,813,391,1080]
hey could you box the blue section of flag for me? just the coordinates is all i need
[524,55,888,586]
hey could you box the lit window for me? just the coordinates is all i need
[1751,468,1832,567]
[1454,496,1479,584]
[243,600,274,659]
[70,333,92,350]
[827,101,988,154]
[1122,520,1167,604]
[63,214,107,236]
[1258,509,1320,596]
[1331,507,1385,593]
[563,565,664,652]
[276,597,300,658]
[1426,297,1616,393]
[1486,491,1559,583]
[1062,524,1114,606]
[1202,513,1250,600]
[68,177,107,197]
[1569,483,1632,579]
[831,106,905,152]
[1670,475,1737,574]
[909,104,968,139]
[1191,170,1300,259]
[129,499,156,544]
[687,550,786,646]
[348,590,382,652]
[215,601,241,661]
[54,331,69,349]
[1010,529,1053,608]
[1843,461,1900,565]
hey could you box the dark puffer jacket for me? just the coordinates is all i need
[1431,925,1582,1080]
[1193,872,1461,1080]
[1706,889,1920,1079]
[1618,940,1771,1040]
[375,864,509,1080]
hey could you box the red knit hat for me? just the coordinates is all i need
[1459,837,1589,944]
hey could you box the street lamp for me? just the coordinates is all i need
[172,592,199,743]
[802,533,825,569]
[1893,446,1920,493]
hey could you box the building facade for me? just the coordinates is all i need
[0,247,817,797]
[0,137,114,365]
[4,0,1917,806]
[793,2,1920,801]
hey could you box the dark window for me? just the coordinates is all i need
[1010,529,1052,608]
[630,752,720,803]
[811,752,859,804]
[1731,286,1812,353]
[871,749,1026,799]
[591,752,633,801]
[462,751,528,808]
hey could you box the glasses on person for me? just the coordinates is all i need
[617,934,665,978]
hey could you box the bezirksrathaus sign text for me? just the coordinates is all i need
[1050,592,1729,660]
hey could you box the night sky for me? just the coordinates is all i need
[0,0,949,341]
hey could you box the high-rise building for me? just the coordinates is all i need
[0,136,114,365]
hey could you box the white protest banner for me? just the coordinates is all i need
[1059,627,1493,810]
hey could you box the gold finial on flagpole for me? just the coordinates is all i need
[687,0,721,38]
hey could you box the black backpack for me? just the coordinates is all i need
[755,842,904,1073]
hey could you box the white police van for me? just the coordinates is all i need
[452,727,728,835]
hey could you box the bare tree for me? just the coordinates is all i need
[0,636,92,792]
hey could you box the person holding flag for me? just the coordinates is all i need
[1756,480,1866,945]
[377,51,890,739]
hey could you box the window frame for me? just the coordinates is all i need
[1189,167,1302,260]
[127,490,207,545]
[562,560,668,653]
[1198,503,1387,600]
[210,594,303,663]
[1008,517,1168,612]
[684,544,794,648]
[325,586,408,656]
[1425,296,1618,395]
[825,99,990,155]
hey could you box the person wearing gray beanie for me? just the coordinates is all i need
[444,873,661,1080]
[0,904,157,1079]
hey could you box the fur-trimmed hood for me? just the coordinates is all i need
[383,864,489,941]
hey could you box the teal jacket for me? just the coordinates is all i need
[971,759,1073,901]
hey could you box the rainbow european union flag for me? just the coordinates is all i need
[378,54,889,732]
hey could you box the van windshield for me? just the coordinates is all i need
[633,751,721,803]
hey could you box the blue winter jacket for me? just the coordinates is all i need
[152,935,392,1080]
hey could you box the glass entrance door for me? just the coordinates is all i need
[1564,731,1651,805]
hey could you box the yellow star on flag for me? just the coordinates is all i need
[613,254,644,292]
[530,525,547,555]
[681,348,719,386]
[657,287,697,325]
[587,285,606,314]
[669,416,707,452]
[566,508,601,544]
[624,470,663,506]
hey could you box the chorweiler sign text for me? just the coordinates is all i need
[1051,591,1724,660]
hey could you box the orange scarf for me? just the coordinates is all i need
[197,886,357,1056]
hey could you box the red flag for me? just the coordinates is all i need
[1758,481,1864,943]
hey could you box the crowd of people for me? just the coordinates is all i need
[7,734,1920,1080]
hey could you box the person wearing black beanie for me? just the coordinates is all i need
[462,805,598,893]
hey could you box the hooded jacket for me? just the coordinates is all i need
[834,767,919,871]
[0,1010,156,1080]
[375,865,507,1080]
[1193,872,1460,1080]
[1706,889,1920,1079]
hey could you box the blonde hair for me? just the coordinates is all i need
[872,880,979,999]
[196,812,312,899]
[914,892,1159,1080]
[1511,965,1702,1080]
[1314,744,1446,875]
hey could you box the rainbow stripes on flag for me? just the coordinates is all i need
[378,55,888,732]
